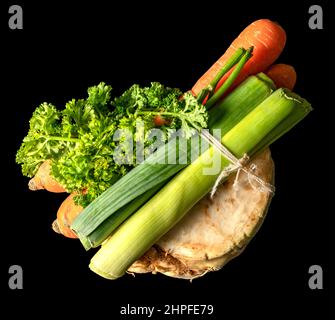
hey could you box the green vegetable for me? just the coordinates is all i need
[113,82,208,140]
[196,47,247,103]
[205,47,253,108]
[89,88,312,279]
[16,82,208,206]
[79,182,166,250]
[72,73,275,247]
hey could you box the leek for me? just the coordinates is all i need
[79,182,165,250]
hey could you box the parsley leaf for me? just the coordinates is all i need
[16,82,208,206]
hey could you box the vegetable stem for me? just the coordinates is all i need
[138,111,195,126]
[197,48,246,104]
[137,111,182,117]
[208,48,246,93]
[206,47,253,108]
[196,87,211,104]
[42,136,80,143]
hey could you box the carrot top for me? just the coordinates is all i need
[192,19,287,96]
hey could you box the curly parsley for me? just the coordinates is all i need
[16,82,208,206]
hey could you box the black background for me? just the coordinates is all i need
[3,0,333,317]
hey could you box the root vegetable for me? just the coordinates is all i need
[52,193,83,239]
[192,19,287,96]
[129,149,274,279]
[28,160,66,193]
[267,64,297,90]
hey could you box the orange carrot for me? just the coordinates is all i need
[192,19,287,96]
[28,160,66,193]
[266,64,297,90]
[52,193,83,239]
[153,115,171,127]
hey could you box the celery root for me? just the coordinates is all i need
[129,149,274,279]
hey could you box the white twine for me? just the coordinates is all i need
[200,130,275,199]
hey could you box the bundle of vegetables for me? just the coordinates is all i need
[71,19,289,247]
[16,19,311,280]
[89,87,311,279]
[73,73,275,249]
[17,38,257,238]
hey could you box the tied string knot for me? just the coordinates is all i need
[199,130,275,199]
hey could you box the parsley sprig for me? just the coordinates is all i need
[16,82,208,206]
